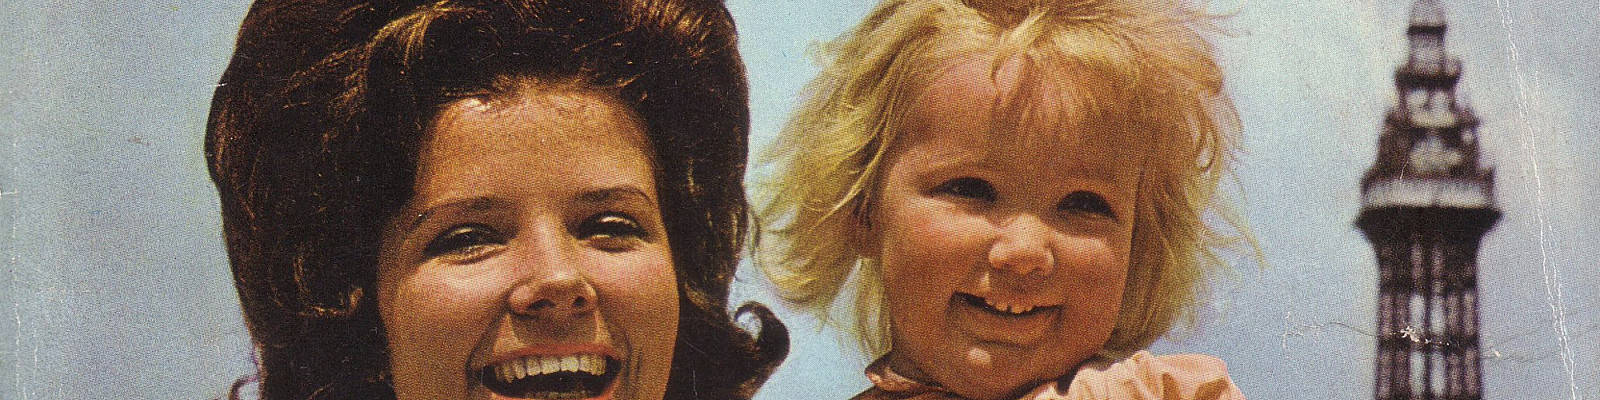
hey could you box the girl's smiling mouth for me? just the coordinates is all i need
[479,352,621,399]
[954,292,1060,317]
[949,292,1063,345]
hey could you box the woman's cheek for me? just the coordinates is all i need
[385,266,509,355]
[586,251,677,309]
[411,263,514,314]
[586,251,678,400]
[378,264,509,400]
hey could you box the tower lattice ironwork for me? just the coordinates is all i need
[1357,0,1497,399]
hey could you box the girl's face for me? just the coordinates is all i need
[867,58,1143,400]
[377,87,678,400]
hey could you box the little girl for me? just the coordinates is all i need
[755,0,1252,399]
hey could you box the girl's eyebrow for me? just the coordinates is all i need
[1069,162,1124,185]
[909,152,990,178]
[1037,140,1143,185]
[929,147,1130,185]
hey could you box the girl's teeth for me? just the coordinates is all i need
[981,297,1035,315]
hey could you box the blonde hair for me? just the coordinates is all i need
[754,0,1252,358]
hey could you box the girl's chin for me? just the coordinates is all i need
[926,349,1076,400]
[943,377,1051,400]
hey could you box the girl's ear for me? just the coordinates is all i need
[848,196,881,259]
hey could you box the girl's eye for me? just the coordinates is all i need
[423,224,506,259]
[1058,191,1116,219]
[932,177,997,202]
[578,212,649,252]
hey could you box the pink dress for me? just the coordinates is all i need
[852,351,1245,400]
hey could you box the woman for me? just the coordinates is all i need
[206,0,785,399]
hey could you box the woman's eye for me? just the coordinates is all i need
[1058,191,1116,218]
[932,177,997,202]
[423,224,506,259]
[578,212,649,251]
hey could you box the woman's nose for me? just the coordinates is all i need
[507,243,598,319]
[510,274,598,319]
[987,214,1056,276]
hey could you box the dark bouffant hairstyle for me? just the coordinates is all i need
[205,0,787,399]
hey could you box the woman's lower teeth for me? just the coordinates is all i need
[487,372,605,399]
[524,390,594,399]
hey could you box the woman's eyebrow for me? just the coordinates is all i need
[403,197,507,232]
[576,185,655,205]
[397,187,652,231]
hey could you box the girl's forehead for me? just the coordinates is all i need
[891,59,1149,187]
[903,55,1150,156]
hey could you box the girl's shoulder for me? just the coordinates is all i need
[1037,351,1243,400]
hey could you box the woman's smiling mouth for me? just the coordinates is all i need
[480,354,620,399]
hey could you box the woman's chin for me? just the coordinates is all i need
[480,380,617,400]
[488,391,614,400]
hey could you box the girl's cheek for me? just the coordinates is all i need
[900,200,986,243]
[1060,237,1127,278]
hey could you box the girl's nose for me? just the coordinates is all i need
[987,214,1056,276]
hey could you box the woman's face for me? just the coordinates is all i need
[378,86,678,400]
[866,58,1143,400]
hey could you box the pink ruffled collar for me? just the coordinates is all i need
[856,353,1079,400]
[854,351,1245,400]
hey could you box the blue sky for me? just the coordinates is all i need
[2,0,1595,399]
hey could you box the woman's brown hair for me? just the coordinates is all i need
[206,0,786,398]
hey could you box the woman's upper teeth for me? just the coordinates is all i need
[494,354,608,383]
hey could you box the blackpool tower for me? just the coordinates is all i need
[1356,0,1498,399]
